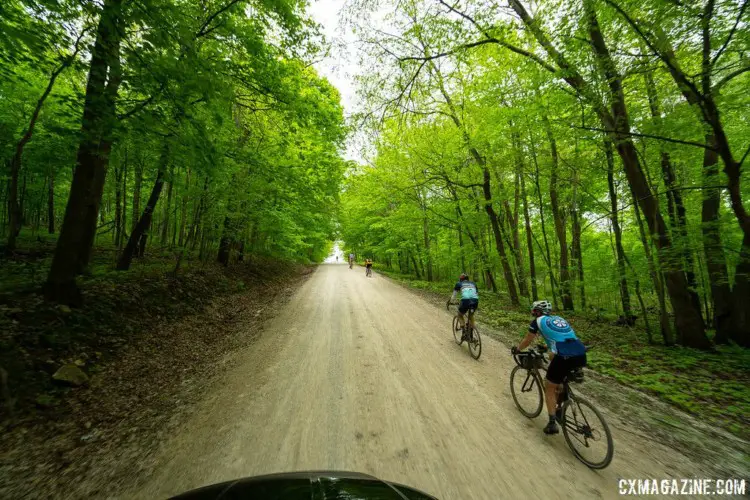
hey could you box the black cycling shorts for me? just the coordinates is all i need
[546,354,587,384]
[458,299,478,314]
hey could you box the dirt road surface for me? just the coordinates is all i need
[130,265,718,499]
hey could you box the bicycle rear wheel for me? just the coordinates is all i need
[509,366,543,418]
[468,326,481,359]
[561,395,614,469]
[452,316,462,344]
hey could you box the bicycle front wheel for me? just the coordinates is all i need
[452,316,462,344]
[509,365,544,418]
[561,395,614,469]
[468,326,481,360]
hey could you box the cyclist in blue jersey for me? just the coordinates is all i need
[446,273,479,337]
[512,300,587,435]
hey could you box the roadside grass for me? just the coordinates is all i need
[377,268,750,442]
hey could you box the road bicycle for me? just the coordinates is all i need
[365,266,372,277]
[447,303,481,360]
[509,345,613,469]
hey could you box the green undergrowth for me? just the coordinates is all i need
[0,237,308,420]
[378,268,750,442]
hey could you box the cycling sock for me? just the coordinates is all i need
[548,414,557,423]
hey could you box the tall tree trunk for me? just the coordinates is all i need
[47,172,55,234]
[114,163,122,247]
[409,249,422,279]
[117,146,168,270]
[217,215,233,266]
[45,0,123,302]
[132,161,142,233]
[457,222,467,273]
[645,71,703,325]
[544,116,574,310]
[631,183,673,344]
[701,134,733,342]
[507,133,529,298]
[179,168,189,247]
[160,165,174,247]
[605,139,632,320]
[571,165,585,308]
[530,134,558,304]
[520,169,538,301]
[422,212,433,281]
[120,150,127,248]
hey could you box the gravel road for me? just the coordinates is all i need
[130,264,716,499]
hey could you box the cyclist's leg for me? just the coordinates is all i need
[544,355,568,433]
[457,300,467,328]
[468,309,475,329]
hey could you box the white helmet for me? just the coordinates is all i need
[531,300,552,315]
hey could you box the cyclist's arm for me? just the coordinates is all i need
[516,332,537,351]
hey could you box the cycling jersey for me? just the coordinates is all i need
[529,315,586,357]
[453,280,479,300]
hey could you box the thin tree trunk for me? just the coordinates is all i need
[47,172,55,234]
[179,168,189,247]
[132,160,143,233]
[543,116,573,310]
[520,169,538,301]
[701,134,733,342]
[114,163,122,247]
[530,134,558,305]
[605,139,632,320]
[422,212,433,281]
[120,150,127,248]
[118,146,168,270]
[571,164,585,308]
[409,250,422,279]
[160,165,174,247]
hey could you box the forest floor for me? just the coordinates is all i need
[377,269,750,447]
[0,236,315,498]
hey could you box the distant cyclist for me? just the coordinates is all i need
[446,273,479,337]
[349,253,355,269]
[512,300,587,435]
[365,258,373,276]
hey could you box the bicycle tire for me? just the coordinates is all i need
[561,395,614,469]
[452,316,462,344]
[468,326,481,360]
[509,365,544,418]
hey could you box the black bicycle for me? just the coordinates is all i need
[509,345,613,469]
[447,304,481,359]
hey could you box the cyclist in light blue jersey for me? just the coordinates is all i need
[512,300,587,435]
[446,273,479,334]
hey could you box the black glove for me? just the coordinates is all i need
[511,346,519,355]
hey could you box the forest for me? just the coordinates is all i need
[340,0,750,351]
[1,0,346,303]
[1,1,750,493]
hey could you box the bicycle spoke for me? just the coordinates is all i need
[562,397,614,469]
